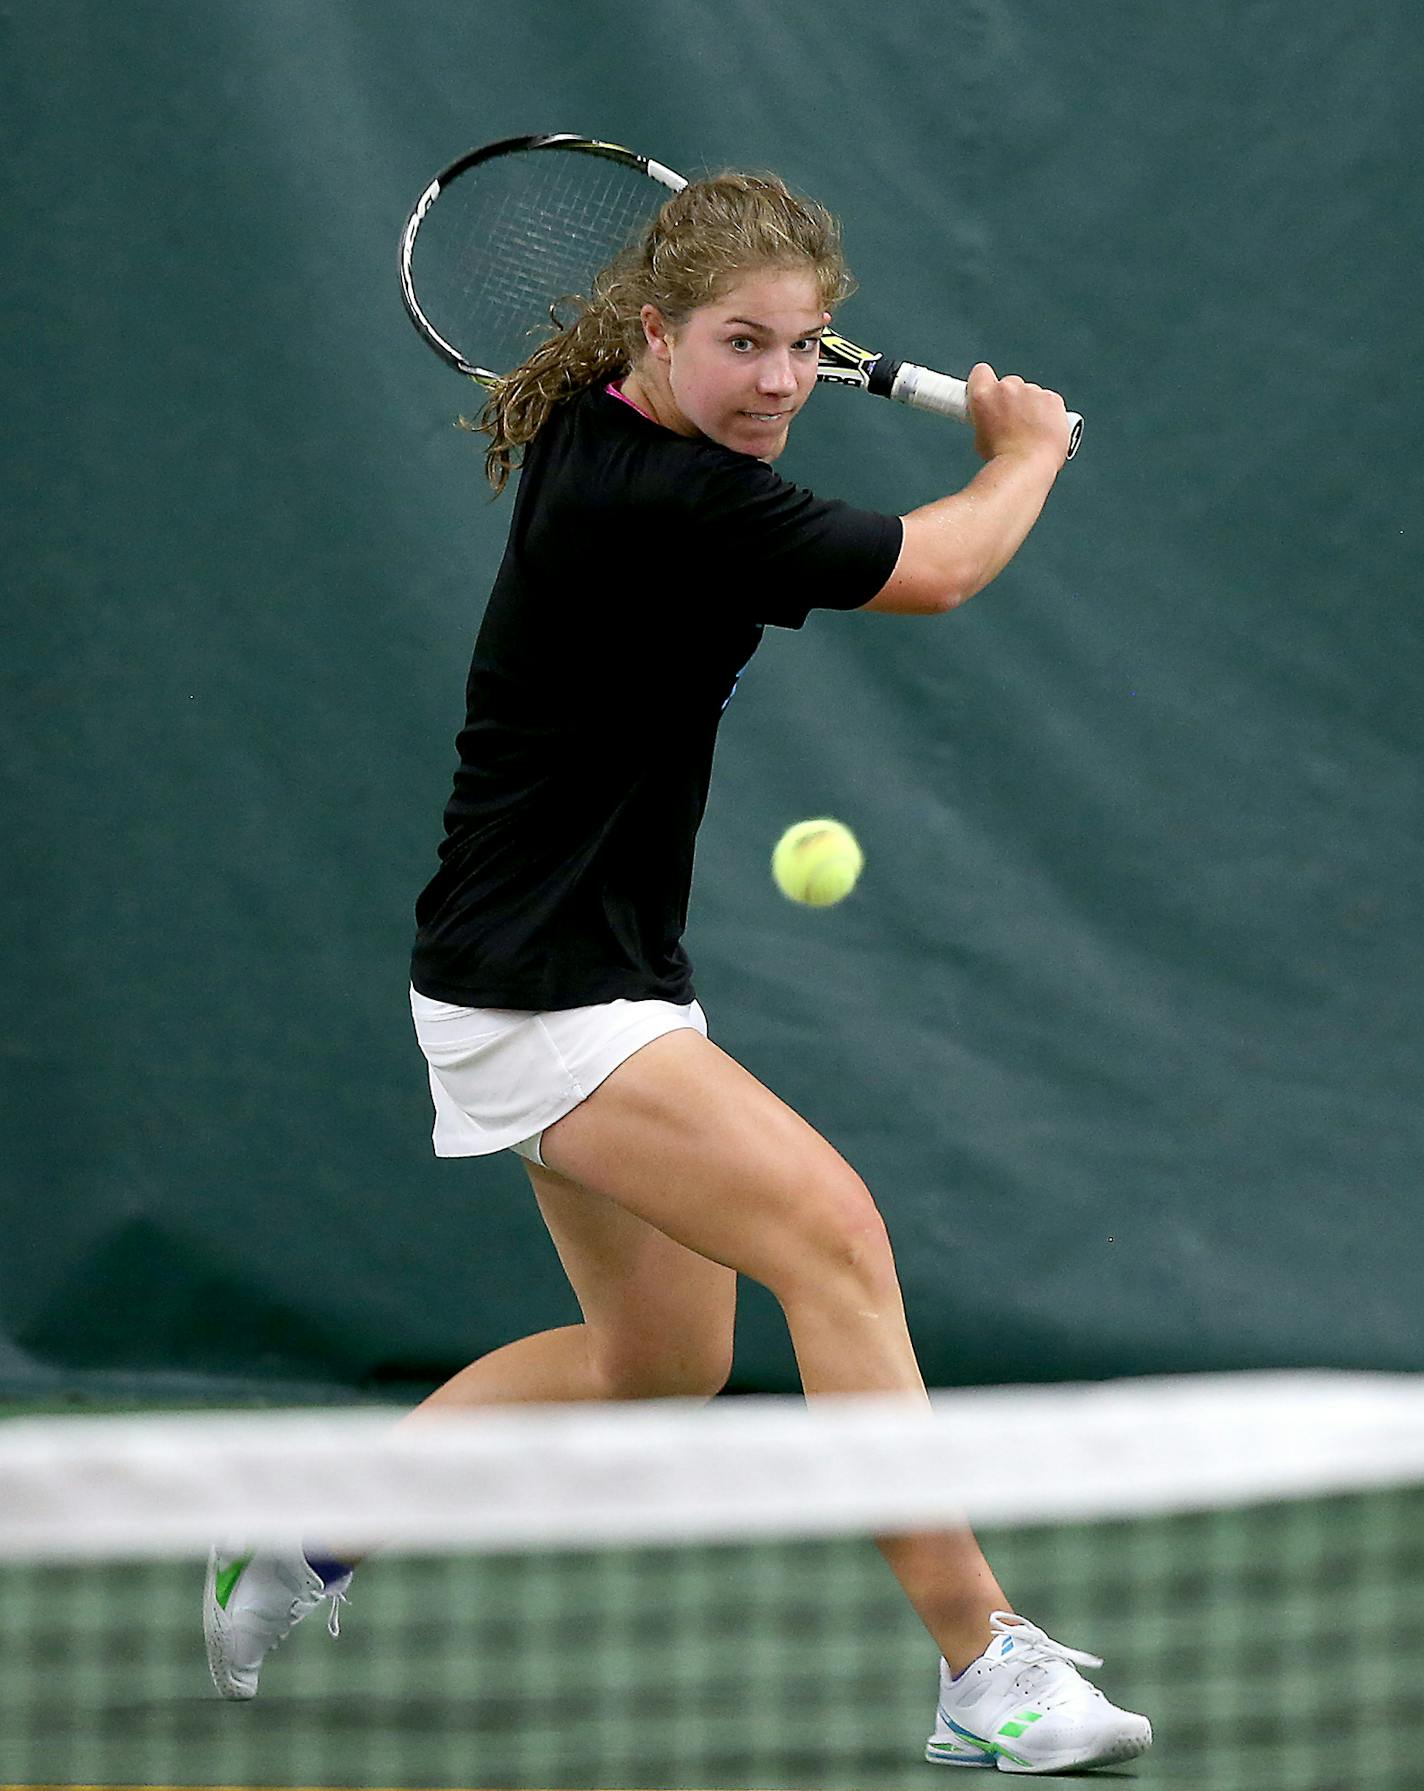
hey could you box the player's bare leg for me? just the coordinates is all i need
[533,1028,1008,1672]
[402,1165,737,1413]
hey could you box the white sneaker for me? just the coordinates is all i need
[926,1611,1152,1774]
[203,1545,351,1700]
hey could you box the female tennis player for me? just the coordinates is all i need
[206,172,1150,1774]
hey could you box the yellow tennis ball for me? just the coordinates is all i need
[771,818,864,907]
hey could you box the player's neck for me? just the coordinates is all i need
[619,363,698,440]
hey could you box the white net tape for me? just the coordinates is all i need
[4,1372,1423,1562]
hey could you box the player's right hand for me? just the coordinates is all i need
[967,363,1073,467]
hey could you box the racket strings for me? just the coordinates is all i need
[415,152,666,379]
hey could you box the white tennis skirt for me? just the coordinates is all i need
[409,986,708,1168]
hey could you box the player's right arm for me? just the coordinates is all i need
[862,364,1072,616]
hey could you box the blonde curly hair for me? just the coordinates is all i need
[473,171,854,493]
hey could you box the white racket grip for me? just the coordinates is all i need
[890,361,1083,459]
[889,361,970,422]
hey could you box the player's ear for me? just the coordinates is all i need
[640,304,673,362]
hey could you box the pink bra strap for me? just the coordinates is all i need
[605,380,657,424]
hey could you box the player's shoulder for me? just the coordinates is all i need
[546,387,771,516]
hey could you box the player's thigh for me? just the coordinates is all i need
[525,1157,736,1399]
[538,1029,888,1298]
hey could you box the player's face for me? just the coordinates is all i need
[649,268,828,460]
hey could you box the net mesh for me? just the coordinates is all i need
[3,1372,1423,1791]
[415,147,670,379]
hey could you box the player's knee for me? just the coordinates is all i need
[588,1332,733,1402]
[770,1169,899,1307]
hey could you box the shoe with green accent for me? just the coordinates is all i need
[922,1729,997,1769]
[203,1545,351,1700]
[925,1611,1151,1775]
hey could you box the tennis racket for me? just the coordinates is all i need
[399,131,1082,459]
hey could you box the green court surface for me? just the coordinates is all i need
[2,1491,1419,1791]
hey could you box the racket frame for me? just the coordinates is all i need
[398,133,685,386]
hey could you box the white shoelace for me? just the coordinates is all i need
[287,1582,349,1640]
[988,1610,1103,1672]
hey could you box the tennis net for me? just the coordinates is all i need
[2,1371,1422,1790]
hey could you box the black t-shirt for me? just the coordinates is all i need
[410,386,903,1011]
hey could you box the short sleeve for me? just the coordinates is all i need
[677,450,903,630]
